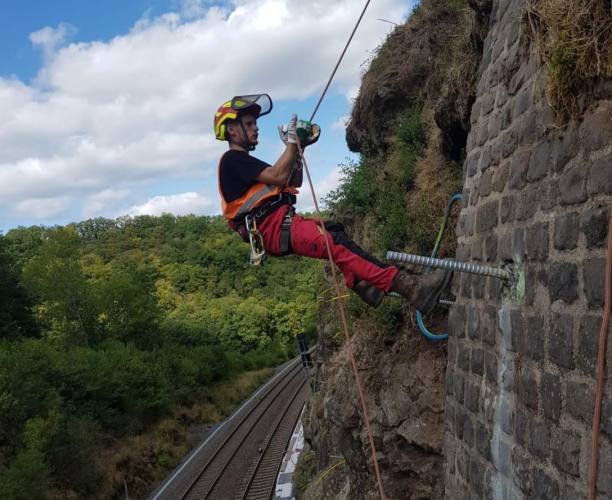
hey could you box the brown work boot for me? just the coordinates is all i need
[391,269,452,315]
[353,280,385,307]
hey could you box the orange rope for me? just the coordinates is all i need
[297,142,387,500]
[588,216,612,500]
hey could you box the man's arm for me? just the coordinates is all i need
[287,156,303,187]
[255,143,298,186]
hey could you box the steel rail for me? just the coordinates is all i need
[238,388,307,499]
[179,360,305,499]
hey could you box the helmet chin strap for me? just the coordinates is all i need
[239,121,256,151]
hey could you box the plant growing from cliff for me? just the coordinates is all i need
[524,0,612,122]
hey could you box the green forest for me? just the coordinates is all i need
[0,214,321,499]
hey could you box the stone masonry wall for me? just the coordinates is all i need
[444,1,612,499]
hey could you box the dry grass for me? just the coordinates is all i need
[525,0,612,121]
[95,367,274,499]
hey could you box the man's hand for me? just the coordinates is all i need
[285,114,298,144]
[278,117,320,146]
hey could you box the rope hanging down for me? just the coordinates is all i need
[299,2,386,497]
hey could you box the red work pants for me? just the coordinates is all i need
[257,205,398,292]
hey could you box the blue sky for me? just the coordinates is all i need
[0,0,412,233]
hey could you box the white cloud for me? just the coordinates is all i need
[123,192,214,217]
[1,0,409,224]
[82,188,130,218]
[30,23,76,61]
[13,196,71,219]
[296,164,342,213]
[331,115,349,132]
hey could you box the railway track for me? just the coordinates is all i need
[150,356,309,500]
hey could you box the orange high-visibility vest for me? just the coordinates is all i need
[218,155,297,221]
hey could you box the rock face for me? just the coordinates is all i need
[302,307,447,500]
[445,0,612,498]
[300,0,611,499]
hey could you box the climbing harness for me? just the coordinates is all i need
[279,207,294,256]
[415,193,463,342]
[245,214,266,266]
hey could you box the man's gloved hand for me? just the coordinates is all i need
[284,114,298,144]
[278,117,321,147]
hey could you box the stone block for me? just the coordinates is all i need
[487,276,504,300]
[549,313,575,369]
[466,151,481,178]
[463,415,475,446]
[504,308,523,352]
[525,222,549,261]
[559,163,588,205]
[518,364,539,410]
[481,305,498,346]
[512,227,525,261]
[581,206,609,248]
[472,274,486,300]
[501,357,516,392]
[521,314,544,361]
[459,345,472,372]
[576,315,599,376]
[527,141,550,182]
[553,212,579,250]
[551,429,581,476]
[469,456,485,495]
[484,234,498,262]
[584,257,606,308]
[480,169,493,198]
[550,128,578,173]
[471,236,484,262]
[515,185,538,221]
[603,397,612,438]
[501,127,518,159]
[527,419,550,458]
[500,195,516,223]
[566,380,594,423]
[467,307,480,341]
[492,161,509,192]
[453,372,465,404]
[587,153,612,195]
[540,179,560,211]
[580,104,612,151]
[508,149,530,190]
[541,371,561,422]
[484,351,498,384]
[471,348,484,377]
[479,145,493,172]
[466,383,480,413]
[533,468,559,499]
[517,112,538,147]
[499,232,513,262]
[547,262,578,303]
[512,446,533,495]
[476,200,499,233]
[514,405,529,447]
[513,85,531,119]
[476,421,492,461]
[449,304,467,339]
[477,119,490,147]
[501,105,512,130]
[488,112,502,140]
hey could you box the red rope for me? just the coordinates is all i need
[297,144,387,500]
[588,216,612,500]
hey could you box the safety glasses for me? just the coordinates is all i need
[230,94,273,118]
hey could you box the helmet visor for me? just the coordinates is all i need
[231,94,273,118]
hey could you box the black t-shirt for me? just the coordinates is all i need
[219,150,270,202]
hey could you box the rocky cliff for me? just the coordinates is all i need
[297,0,611,499]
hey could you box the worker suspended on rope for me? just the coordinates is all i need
[215,94,450,312]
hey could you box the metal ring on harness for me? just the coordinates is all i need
[245,215,266,266]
